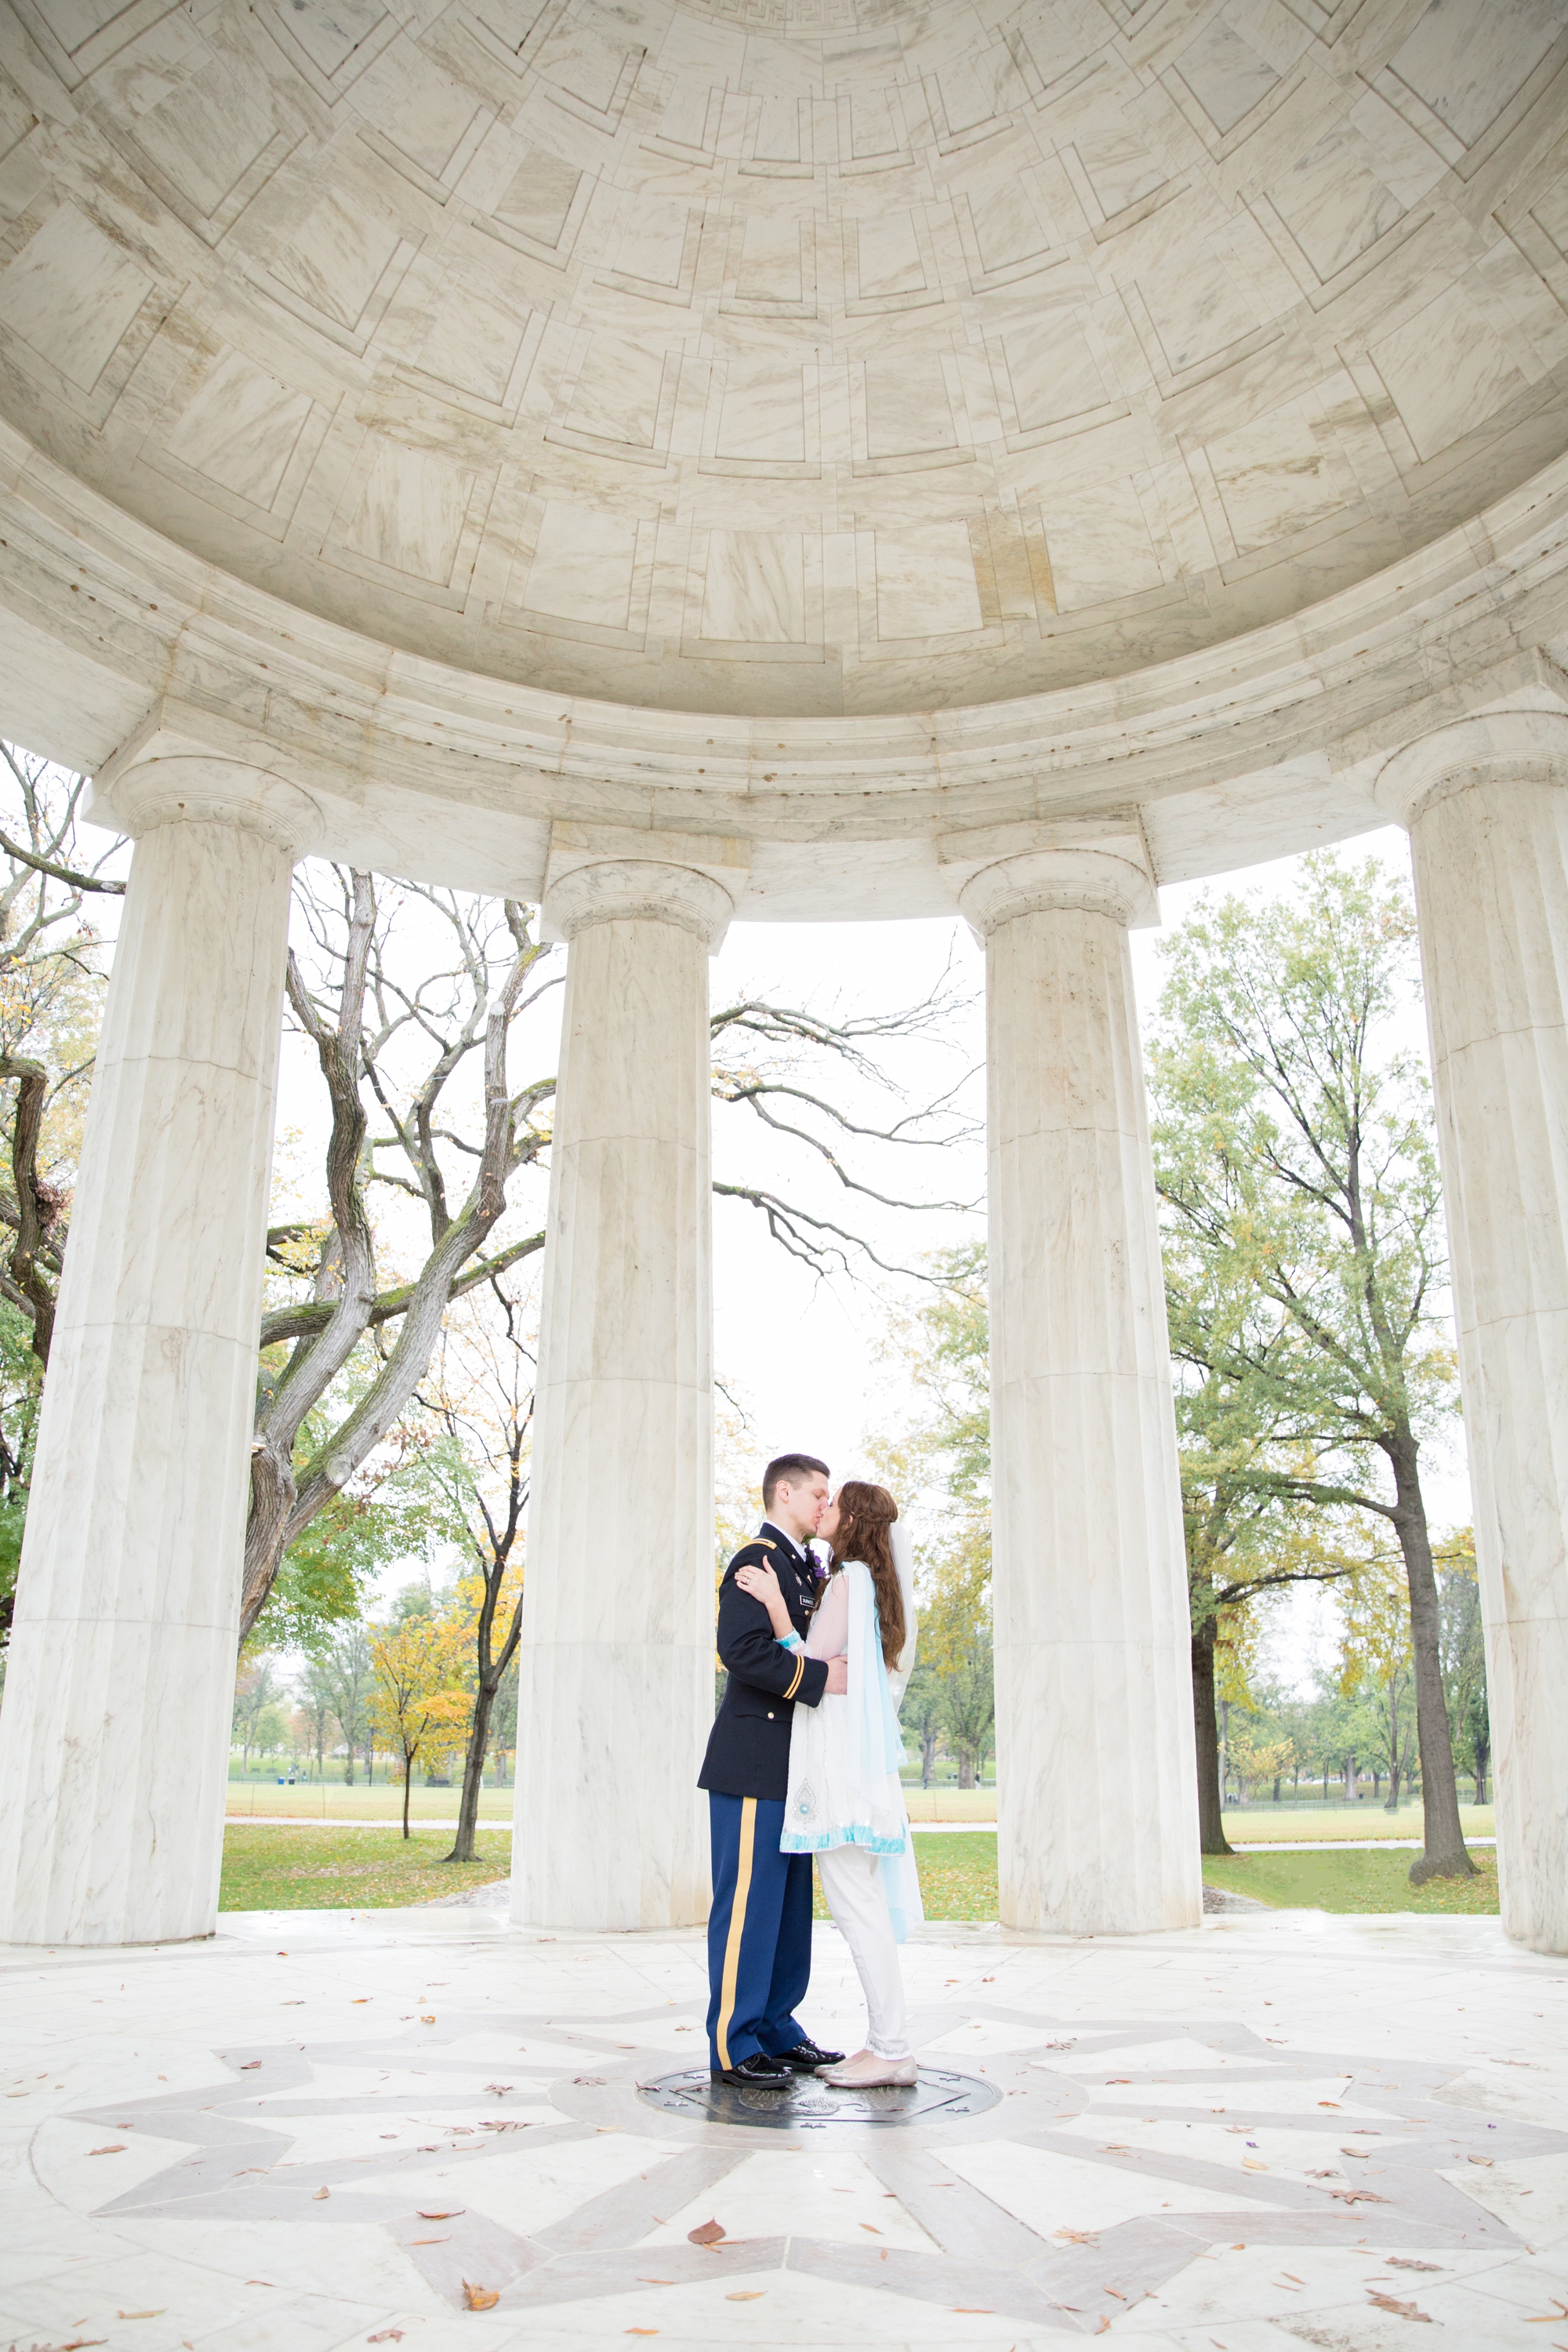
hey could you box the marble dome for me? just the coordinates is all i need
[0,0,1563,723]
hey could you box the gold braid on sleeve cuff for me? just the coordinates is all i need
[782,1653,805,1701]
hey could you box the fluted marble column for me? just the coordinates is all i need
[1377,708,1568,1953]
[512,826,746,1931]
[0,753,317,1946]
[945,829,1201,1935]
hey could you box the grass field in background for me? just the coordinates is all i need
[226,1780,515,1821]
[1221,1803,1494,1846]
[220,1823,511,1908]
[900,1788,997,1823]
[219,1821,1501,1919]
[1200,1845,1501,1915]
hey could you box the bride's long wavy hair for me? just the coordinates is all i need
[827,1480,906,1671]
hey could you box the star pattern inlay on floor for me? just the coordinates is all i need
[5,1905,1568,2347]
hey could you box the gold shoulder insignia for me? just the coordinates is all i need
[758,1538,775,1548]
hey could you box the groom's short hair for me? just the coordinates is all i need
[763,1452,829,1509]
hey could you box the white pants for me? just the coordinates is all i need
[817,1844,910,2059]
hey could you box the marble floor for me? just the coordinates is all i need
[5,1907,1568,2351]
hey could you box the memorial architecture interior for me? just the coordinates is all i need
[4,0,1568,2340]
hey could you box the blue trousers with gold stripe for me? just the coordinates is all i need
[706,1792,813,2074]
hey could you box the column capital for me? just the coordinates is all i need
[1374,707,1568,829]
[938,819,1157,935]
[540,822,749,950]
[90,732,324,856]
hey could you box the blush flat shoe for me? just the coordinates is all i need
[818,2052,919,2087]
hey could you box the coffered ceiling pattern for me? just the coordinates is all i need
[0,0,1563,717]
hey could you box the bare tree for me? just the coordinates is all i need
[242,875,557,1643]
[0,747,125,1370]
[243,875,977,1649]
[415,1295,531,1863]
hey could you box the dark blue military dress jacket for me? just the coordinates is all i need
[698,1522,829,1800]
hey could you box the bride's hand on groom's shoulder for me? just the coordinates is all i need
[735,1562,782,1608]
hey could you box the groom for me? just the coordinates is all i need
[699,1452,848,2085]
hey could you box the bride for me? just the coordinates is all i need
[735,1479,922,2088]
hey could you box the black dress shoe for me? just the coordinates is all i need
[713,2052,791,2086]
[775,2040,845,2073]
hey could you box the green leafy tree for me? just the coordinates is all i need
[1339,1550,1419,1810]
[1436,1528,1489,1805]
[294,1651,340,1779]
[900,1660,945,1787]
[232,1655,283,1773]
[871,1243,993,1784]
[313,1621,375,1785]
[1149,853,1472,1883]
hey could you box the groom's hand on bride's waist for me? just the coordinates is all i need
[824,1657,848,1694]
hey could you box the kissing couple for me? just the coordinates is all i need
[699,1454,923,2089]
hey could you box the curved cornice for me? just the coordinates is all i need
[2,419,1567,913]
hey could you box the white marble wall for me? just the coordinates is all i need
[1378,710,1568,1955]
[510,831,742,1932]
[0,755,315,1946]
[951,837,1202,1936]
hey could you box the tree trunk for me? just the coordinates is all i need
[1344,1752,1356,1802]
[448,1676,497,1863]
[1388,1436,1475,1881]
[401,1752,413,1838]
[956,1748,977,1790]
[1190,1610,1233,1855]
[920,1727,937,1786]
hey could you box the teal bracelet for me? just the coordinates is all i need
[778,1631,803,1650]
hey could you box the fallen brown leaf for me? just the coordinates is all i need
[1054,2227,1098,2245]
[87,2145,125,2156]
[461,2281,499,2312]
[1328,2188,1389,2204]
[420,2016,436,2025]
[575,2075,606,2086]
[726,2292,764,2301]
[1388,2261,1443,2273]
[116,2312,164,2321]
[312,2187,329,2201]
[859,2223,881,2234]
[1523,2301,1568,2321]
[408,2237,449,2247]
[418,2210,464,2220]
[1469,2154,1495,2167]
[367,2333,405,2344]
[688,2219,725,2245]
[238,2060,261,2071]
[1367,2289,1432,2321]
[636,2279,673,2285]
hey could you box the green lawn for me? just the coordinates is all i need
[1221,1803,1494,1846]
[227,1778,515,1822]
[220,1823,512,1910]
[1201,1844,1500,1915]
[221,1823,1500,1922]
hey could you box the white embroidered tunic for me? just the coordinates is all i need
[779,1546,924,1941]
